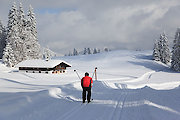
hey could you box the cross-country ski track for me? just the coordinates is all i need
[48,73,180,120]
[1,72,180,120]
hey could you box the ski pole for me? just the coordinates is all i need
[74,70,81,80]
[92,67,97,80]
[94,67,97,81]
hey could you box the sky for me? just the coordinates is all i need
[1,0,180,54]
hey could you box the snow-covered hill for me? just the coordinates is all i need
[0,50,180,120]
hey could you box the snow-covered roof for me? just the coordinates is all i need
[16,59,71,68]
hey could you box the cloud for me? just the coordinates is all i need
[1,0,180,54]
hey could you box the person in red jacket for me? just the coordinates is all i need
[81,72,93,103]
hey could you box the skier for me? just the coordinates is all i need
[81,72,93,103]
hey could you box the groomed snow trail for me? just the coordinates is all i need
[49,81,180,120]
[52,81,131,120]
[0,80,180,120]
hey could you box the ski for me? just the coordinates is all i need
[81,99,93,105]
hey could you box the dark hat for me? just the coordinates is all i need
[85,72,89,76]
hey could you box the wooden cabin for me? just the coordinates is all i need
[16,59,71,74]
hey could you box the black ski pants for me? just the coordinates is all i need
[82,87,91,102]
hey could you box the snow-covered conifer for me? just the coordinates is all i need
[153,39,160,61]
[73,48,78,56]
[42,47,56,59]
[68,51,72,56]
[43,47,52,60]
[6,2,18,43]
[171,28,180,71]
[93,48,98,54]
[160,32,171,64]
[83,48,87,55]
[16,2,28,62]
[18,3,26,37]
[2,42,16,67]
[5,2,19,65]
[87,48,91,54]
[155,32,171,64]
[0,20,6,59]
[26,5,41,59]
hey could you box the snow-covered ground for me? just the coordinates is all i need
[0,50,180,120]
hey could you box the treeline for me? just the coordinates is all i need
[152,29,180,72]
[65,47,110,56]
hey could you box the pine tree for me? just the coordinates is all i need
[93,48,98,54]
[18,3,26,37]
[26,5,41,59]
[155,32,171,64]
[87,48,91,54]
[83,48,87,55]
[43,47,51,60]
[2,42,16,67]
[152,39,160,61]
[73,48,78,56]
[5,2,19,65]
[17,2,28,62]
[0,20,6,59]
[160,32,171,64]
[42,47,56,59]
[171,28,180,71]
[68,51,72,56]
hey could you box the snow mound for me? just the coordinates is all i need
[48,88,62,99]
[48,87,81,102]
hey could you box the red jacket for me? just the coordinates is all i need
[81,76,93,88]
